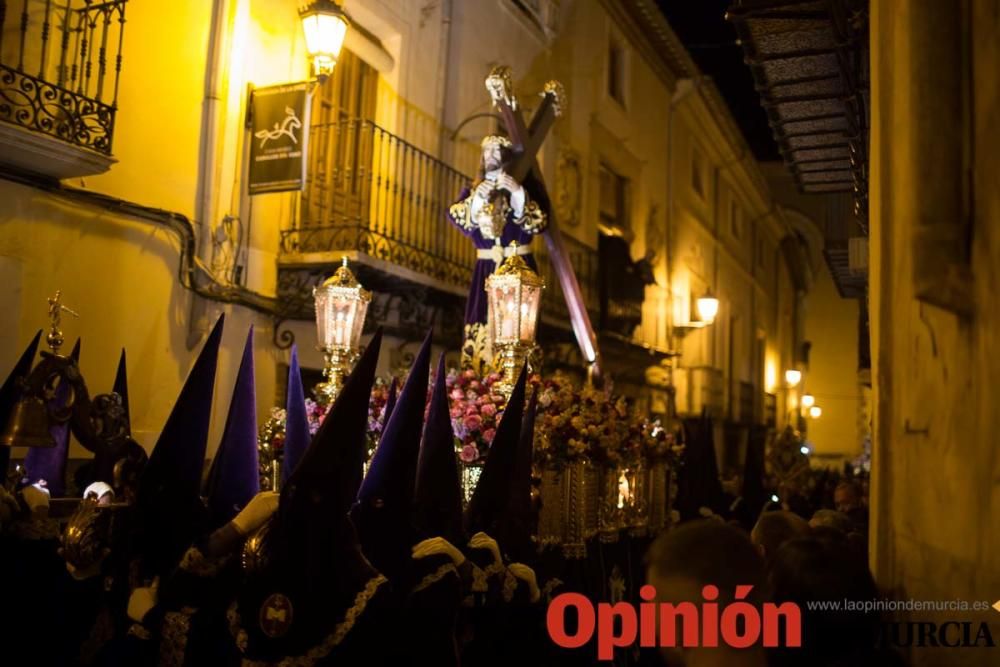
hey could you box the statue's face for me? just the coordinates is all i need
[483,144,503,172]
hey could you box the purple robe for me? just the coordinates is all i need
[447,186,545,326]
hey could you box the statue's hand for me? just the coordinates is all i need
[495,172,522,195]
[475,180,494,201]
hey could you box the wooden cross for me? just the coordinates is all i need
[485,66,602,375]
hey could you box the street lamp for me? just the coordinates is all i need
[808,405,822,419]
[784,369,802,387]
[695,290,719,326]
[313,257,371,405]
[486,243,544,397]
[299,0,350,83]
[801,393,815,409]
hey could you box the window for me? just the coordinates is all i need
[599,163,630,234]
[730,200,743,240]
[691,148,705,198]
[608,39,626,106]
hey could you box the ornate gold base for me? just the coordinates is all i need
[315,347,359,407]
[493,342,531,398]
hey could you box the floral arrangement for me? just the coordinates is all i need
[257,380,395,489]
[446,368,506,465]
[258,407,287,491]
[535,372,629,468]
[364,377,394,459]
[640,419,685,468]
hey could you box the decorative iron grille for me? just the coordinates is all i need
[0,0,127,155]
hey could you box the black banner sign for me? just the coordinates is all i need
[248,82,311,194]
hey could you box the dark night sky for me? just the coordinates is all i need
[656,0,780,161]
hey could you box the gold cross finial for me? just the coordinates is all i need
[46,291,79,354]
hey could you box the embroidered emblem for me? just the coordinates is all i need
[259,593,294,638]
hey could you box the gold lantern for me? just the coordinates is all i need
[485,243,544,397]
[299,0,350,82]
[313,257,371,405]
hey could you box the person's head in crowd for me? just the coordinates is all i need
[834,481,863,514]
[721,467,742,497]
[751,510,810,560]
[767,537,880,666]
[809,509,852,534]
[647,520,768,667]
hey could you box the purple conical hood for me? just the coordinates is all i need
[280,344,311,483]
[464,364,528,538]
[112,348,130,428]
[413,352,463,545]
[205,327,259,529]
[352,330,432,582]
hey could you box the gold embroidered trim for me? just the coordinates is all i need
[231,575,388,667]
[159,609,193,667]
[412,563,457,594]
[502,569,518,603]
[469,563,489,593]
[449,195,475,232]
[179,546,228,577]
[516,199,547,234]
[127,623,152,641]
[483,561,505,579]
[461,322,491,375]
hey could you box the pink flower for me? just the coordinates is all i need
[481,403,497,417]
[482,428,496,443]
[459,444,479,463]
[450,388,464,401]
[450,406,464,419]
[463,414,483,430]
[465,405,480,417]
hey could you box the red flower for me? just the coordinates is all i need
[459,444,479,463]
[463,414,483,430]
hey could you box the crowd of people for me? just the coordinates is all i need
[0,317,897,666]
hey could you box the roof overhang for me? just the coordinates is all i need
[727,0,869,216]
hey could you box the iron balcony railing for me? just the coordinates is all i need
[0,0,127,155]
[281,118,600,326]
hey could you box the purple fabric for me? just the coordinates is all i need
[447,186,541,325]
[464,363,528,537]
[353,330,432,581]
[281,328,384,520]
[140,315,224,504]
[0,330,41,477]
[205,327,259,529]
[23,338,79,496]
[281,344,310,483]
[413,352,463,544]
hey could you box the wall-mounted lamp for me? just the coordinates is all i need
[695,290,719,326]
[671,289,720,340]
[801,393,815,409]
[808,405,822,419]
[299,0,349,83]
[784,369,802,387]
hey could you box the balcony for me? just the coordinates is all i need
[0,0,127,178]
[277,118,601,342]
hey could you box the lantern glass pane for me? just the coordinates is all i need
[301,12,348,60]
[315,286,359,350]
[519,284,541,341]
[350,299,369,348]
